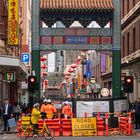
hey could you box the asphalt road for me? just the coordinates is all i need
[0,134,140,140]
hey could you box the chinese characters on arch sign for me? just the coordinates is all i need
[8,0,19,45]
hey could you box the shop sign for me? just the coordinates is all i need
[5,72,15,82]
[8,0,19,45]
[72,118,97,136]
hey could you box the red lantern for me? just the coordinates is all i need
[40,57,47,61]
[71,64,77,69]
[68,68,74,73]
[65,75,69,79]
[42,72,48,76]
[44,80,48,85]
[64,72,71,76]
[41,64,47,69]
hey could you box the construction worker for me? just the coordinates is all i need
[44,99,57,119]
[62,101,72,119]
[40,99,48,119]
[40,99,47,113]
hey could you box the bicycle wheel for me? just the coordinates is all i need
[43,128,55,140]
[19,127,33,140]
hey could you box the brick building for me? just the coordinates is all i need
[121,1,140,101]
[93,1,140,101]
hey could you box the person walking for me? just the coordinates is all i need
[62,101,72,119]
[13,102,21,121]
[2,98,12,132]
[134,99,140,129]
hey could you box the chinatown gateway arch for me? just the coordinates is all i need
[31,0,122,113]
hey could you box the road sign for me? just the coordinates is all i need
[21,53,30,63]
[72,118,97,136]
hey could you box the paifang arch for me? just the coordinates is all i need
[31,0,121,102]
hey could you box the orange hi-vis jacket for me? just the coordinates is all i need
[40,104,46,112]
[44,104,57,114]
[62,105,72,117]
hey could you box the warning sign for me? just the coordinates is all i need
[72,118,97,136]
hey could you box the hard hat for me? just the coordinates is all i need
[43,99,48,103]
[65,101,69,105]
[47,99,52,103]
[33,103,39,107]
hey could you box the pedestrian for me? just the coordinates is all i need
[44,99,57,119]
[2,98,12,132]
[13,102,21,121]
[134,99,140,129]
[31,103,41,136]
[62,101,72,119]
[22,103,27,114]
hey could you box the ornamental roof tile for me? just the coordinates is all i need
[40,0,113,10]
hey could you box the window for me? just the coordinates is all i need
[127,0,129,13]
[133,28,136,52]
[123,36,125,57]
[122,0,125,17]
[60,51,63,56]
[127,32,129,55]
[133,0,135,7]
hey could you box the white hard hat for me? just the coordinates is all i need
[65,101,69,105]
[43,99,48,103]
[33,103,39,107]
[47,99,52,103]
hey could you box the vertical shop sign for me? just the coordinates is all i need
[8,0,19,45]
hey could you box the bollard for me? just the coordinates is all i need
[118,113,121,130]
[84,112,87,118]
[128,112,132,135]
[105,113,109,136]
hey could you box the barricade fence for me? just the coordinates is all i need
[17,112,133,137]
[84,112,133,136]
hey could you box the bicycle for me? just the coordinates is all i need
[19,114,55,140]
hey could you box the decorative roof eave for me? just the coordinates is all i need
[40,0,114,11]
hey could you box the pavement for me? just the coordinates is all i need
[0,135,140,140]
[0,124,139,140]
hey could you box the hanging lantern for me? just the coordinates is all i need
[68,68,74,73]
[41,64,47,69]
[64,72,71,76]
[42,72,48,76]
[44,79,48,85]
[40,56,47,61]
[65,75,69,79]
[71,63,77,69]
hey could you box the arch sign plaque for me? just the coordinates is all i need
[40,28,112,50]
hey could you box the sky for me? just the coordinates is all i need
[43,21,110,72]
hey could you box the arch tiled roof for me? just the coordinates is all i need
[40,0,113,10]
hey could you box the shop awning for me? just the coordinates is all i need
[0,56,28,81]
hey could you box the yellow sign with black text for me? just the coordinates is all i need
[72,118,97,136]
[8,0,19,45]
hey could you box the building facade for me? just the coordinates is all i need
[121,0,140,101]
[93,1,140,101]
[0,0,28,105]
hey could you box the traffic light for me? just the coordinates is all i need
[28,75,37,92]
[123,76,133,93]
